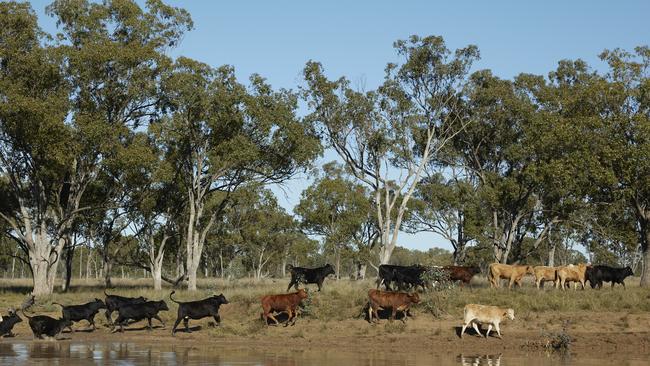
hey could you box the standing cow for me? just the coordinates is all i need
[488,264,534,289]
[586,265,634,289]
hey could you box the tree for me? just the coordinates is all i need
[295,162,370,279]
[406,169,479,264]
[156,58,320,289]
[0,2,72,295]
[594,47,650,285]
[303,35,479,264]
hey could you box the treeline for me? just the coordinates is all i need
[0,1,648,295]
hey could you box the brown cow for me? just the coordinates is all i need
[555,264,590,290]
[367,289,420,323]
[261,289,308,326]
[533,266,558,289]
[442,266,481,287]
[488,263,534,289]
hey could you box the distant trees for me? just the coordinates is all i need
[1,0,648,292]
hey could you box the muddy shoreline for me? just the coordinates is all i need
[2,313,650,359]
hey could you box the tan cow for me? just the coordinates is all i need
[488,263,534,289]
[533,266,558,289]
[460,304,515,339]
[555,264,590,290]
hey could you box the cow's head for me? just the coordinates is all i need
[323,264,335,276]
[155,300,169,311]
[59,317,74,329]
[297,288,308,299]
[625,266,634,277]
[93,299,107,309]
[504,308,515,321]
[211,293,229,305]
[408,292,421,304]
[470,266,481,275]
[525,266,534,275]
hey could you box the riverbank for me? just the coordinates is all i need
[1,277,650,358]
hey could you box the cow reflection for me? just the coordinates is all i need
[458,354,502,366]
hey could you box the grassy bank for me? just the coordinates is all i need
[2,276,649,326]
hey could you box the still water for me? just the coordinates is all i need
[0,342,646,366]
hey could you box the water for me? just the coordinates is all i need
[0,342,646,365]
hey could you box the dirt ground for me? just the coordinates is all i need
[4,310,650,359]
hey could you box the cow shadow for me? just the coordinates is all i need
[175,325,202,333]
[360,302,410,323]
[62,328,96,333]
[114,325,166,332]
[261,312,292,325]
[455,325,498,338]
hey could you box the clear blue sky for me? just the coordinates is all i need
[27,0,649,252]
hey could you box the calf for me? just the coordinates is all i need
[488,263,534,289]
[261,289,308,326]
[533,266,558,289]
[460,304,515,339]
[555,263,590,290]
[586,265,634,289]
[169,291,229,335]
[22,310,73,340]
[104,289,147,325]
[442,266,481,288]
[286,264,335,292]
[53,299,106,332]
[0,309,22,337]
[111,300,169,333]
[367,289,420,323]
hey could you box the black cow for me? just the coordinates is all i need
[377,264,427,291]
[286,264,335,292]
[169,291,229,336]
[0,310,22,337]
[111,300,169,333]
[104,289,147,325]
[586,265,634,289]
[22,310,73,339]
[53,298,106,332]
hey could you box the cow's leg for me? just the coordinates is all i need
[90,318,97,330]
[390,308,396,322]
[147,317,153,331]
[171,317,182,335]
[287,278,296,292]
[105,310,113,325]
[317,280,323,292]
[368,305,373,323]
[622,281,626,289]
[495,322,502,338]
[461,320,470,338]
[471,321,482,337]
[183,318,190,332]
[213,314,221,325]
[485,324,492,338]
[152,314,165,329]
[267,312,280,325]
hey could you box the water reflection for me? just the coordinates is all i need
[458,354,502,366]
[0,342,647,365]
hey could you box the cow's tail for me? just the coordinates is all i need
[169,290,181,304]
[104,289,110,297]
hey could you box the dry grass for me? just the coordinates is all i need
[1,275,649,337]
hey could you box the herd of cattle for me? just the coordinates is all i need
[0,262,636,340]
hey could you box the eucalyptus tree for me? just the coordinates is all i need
[406,169,479,264]
[303,35,479,264]
[0,2,73,295]
[594,47,650,285]
[156,58,320,290]
[295,162,370,279]
[0,0,192,295]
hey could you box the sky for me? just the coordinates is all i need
[26,0,650,252]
